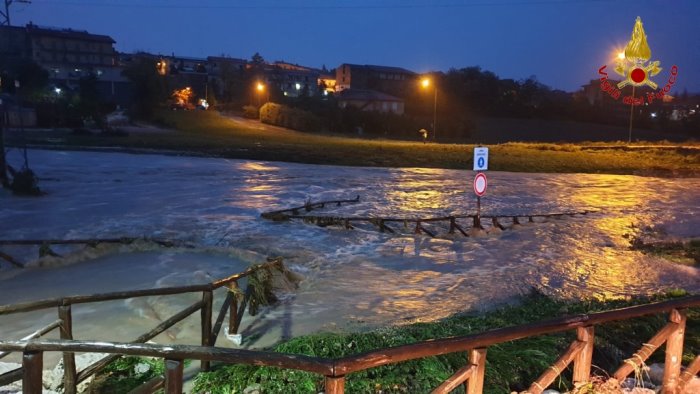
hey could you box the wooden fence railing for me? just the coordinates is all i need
[0,237,183,268]
[260,196,595,237]
[1,294,698,393]
[0,258,284,393]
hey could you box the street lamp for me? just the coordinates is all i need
[421,77,437,141]
[256,82,270,106]
[614,51,635,143]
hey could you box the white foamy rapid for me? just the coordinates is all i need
[0,149,698,352]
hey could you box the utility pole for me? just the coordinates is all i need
[1,0,31,26]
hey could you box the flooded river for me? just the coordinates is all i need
[0,149,698,353]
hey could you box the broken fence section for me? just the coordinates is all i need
[0,237,186,269]
[261,196,595,238]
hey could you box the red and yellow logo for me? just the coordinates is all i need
[614,17,661,89]
[598,16,678,106]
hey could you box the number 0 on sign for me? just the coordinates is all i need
[473,147,489,171]
[474,173,487,196]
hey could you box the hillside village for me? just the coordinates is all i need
[1,23,699,140]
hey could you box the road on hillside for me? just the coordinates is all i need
[220,112,296,133]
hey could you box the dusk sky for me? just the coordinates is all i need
[10,0,700,93]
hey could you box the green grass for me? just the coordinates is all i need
[87,355,167,393]
[10,110,700,176]
[632,238,700,267]
[190,290,699,394]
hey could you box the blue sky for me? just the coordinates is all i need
[10,0,700,93]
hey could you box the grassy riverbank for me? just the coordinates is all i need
[9,110,700,176]
[189,291,698,394]
[90,290,698,393]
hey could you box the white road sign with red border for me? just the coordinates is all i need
[474,172,487,196]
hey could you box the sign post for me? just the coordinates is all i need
[473,147,489,229]
[473,172,487,227]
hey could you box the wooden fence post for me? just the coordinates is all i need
[466,348,487,394]
[680,356,700,390]
[164,358,184,394]
[201,290,213,371]
[325,376,345,394]
[572,326,594,384]
[228,282,239,335]
[59,304,77,394]
[663,309,686,394]
[22,351,43,394]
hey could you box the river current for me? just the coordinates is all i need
[0,149,698,351]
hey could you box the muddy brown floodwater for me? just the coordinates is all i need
[0,150,698,358]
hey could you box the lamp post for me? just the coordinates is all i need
[256,82,267,107]
[421,78,437,141]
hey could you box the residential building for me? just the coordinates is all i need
[318,70,336,94]
[0,23,129,106]
[267,61,320,97]
[337,89,404,115]
[23,23,117,68]
[335,63,417,97]
[207,56,248,98]
[0,25,30,58]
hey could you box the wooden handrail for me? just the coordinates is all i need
[0,340,335,376]
[528,340,585,394]
[613,320,678,380]
[75,299,205,383]
[0,319,62,360]
[211,258,283,288]
[0,259,282,315]
[0,237,176,246]
[260,195,361,219]
[0,284,213,315]
[0,295,698,393]
[271,209,594,238]
[0,260,285,392]
[1,296,697,379]
[680,355,700,389]
[283,210,593,223]
[333,295,700,375]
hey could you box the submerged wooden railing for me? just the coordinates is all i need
[261,196,594,237]
[1,294,698,393]
[0,237,184,268]
[0,258,284,393]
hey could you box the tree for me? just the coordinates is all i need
[251,52,265,68]
[0,58,47,192]
[122,57,168,118]
[0,58,49,100]
[76,73,106,125]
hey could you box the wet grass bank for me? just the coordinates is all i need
[91,291,699,393]
[7,110,700,177]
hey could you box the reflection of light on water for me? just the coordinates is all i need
[238,162,281,172]
[3,150,700,350]
[564,175,652,210]
[384,168,462,214]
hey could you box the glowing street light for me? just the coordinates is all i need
[421,77,438,141]
[255,82,269,106]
